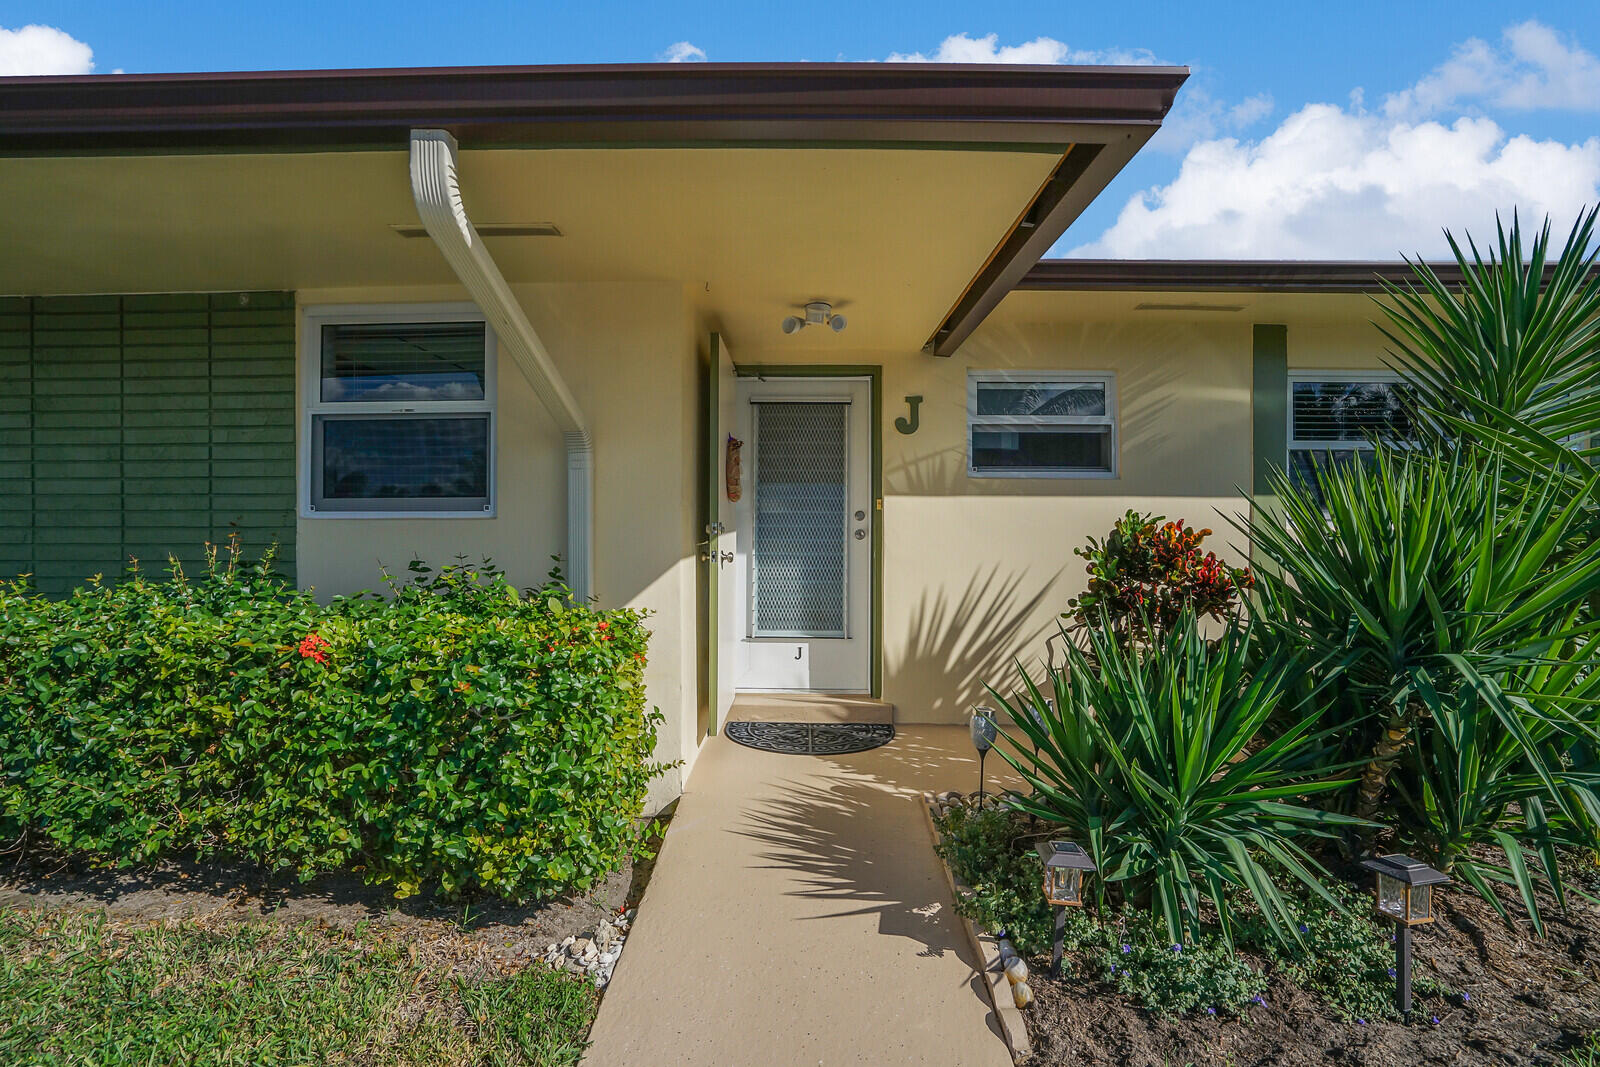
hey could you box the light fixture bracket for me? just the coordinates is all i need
[781,300,847,335]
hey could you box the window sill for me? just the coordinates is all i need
[300,508,498,520]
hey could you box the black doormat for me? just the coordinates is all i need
[724,721,895,755]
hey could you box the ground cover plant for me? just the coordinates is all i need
[0,907,597,1067]
[0,543,667,902]
[933,800,1433,1021]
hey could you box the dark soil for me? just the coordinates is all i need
[1025,868,1600,1067]
[0,818,667,982]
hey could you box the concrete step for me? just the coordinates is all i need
[726,692,895,725]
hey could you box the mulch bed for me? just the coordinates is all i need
[0,824,665,982]
[1025,869,1600,1066]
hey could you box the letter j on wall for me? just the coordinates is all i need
[895,395,922,435]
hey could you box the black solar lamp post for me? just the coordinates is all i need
[1036,840,1096,978]
[969,706,997,800]
[1359,854,1450,1015]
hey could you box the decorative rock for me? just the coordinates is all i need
[595,919,619,951]
[560,935,576,949]
[996,938,1018,963]
[1011,981,1034,1009]
[570,937,595,959]
[1004,957,1029,985]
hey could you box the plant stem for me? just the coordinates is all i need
[1356,706,1413,822]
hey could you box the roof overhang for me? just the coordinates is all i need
[0,64,1186,352]
[0,62,1188,152]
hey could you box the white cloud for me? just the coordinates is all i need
[1073,22,1600,260]
[658,41,706,63]
[1073,103,1600,259]
[1384,19,1600,119]
[887,33,1158,66]
[0,23,94,76]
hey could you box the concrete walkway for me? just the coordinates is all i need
[582,725,1015,1067]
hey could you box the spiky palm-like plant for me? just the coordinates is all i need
[989,610,1365,949]
[1378,206,1600,467]
[1246,445,1600,922]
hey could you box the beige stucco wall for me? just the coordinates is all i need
[730,292,1397,724]
[294,280,701,811]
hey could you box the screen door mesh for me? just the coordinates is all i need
[752,401,847,636]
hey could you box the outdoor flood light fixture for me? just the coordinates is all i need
[968,705,997,800]
[1036,840,1096,977]
[781,301,847,335]
[1360,854,1450,1015]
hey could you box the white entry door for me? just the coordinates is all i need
[733,376,872,692]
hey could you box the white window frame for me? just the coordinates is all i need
[299,303,497,519]
[967,370,1118,479]
[1287,370,1406,454]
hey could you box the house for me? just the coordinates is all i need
[0,63,1418,807]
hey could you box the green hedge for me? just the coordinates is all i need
[0,547,666,901]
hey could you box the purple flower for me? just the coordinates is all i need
[1297,923,1309,934]
[1357,1019,1366,1025]
[1206,1007,1216,1015]
[1121,943,1132,954]
[1169,944,1183,953]
[1251,995,1266,1006]
[1461,992,1470,1003]
[1387,968,1396,978]
[1430,1017,1440,1026]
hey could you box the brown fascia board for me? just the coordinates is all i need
[0,62,1189,152]
[924,83,1187,354]
[1018,259,1522,292]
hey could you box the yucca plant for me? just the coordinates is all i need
[989,610,1366,949]
[1247,445,1600,922]
[1378,206,1600,466]
[1405,631,1600,935]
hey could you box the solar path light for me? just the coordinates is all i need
[1360,854,1450,1015]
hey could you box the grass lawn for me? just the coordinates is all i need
[0,907,597,1067]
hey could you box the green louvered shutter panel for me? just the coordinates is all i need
[1,292,296,597]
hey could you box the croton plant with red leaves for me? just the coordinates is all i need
[1066,510,1253,639]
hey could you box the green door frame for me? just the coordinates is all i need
[733,363,884,699]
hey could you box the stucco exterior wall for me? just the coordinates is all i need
[294,280,701,811]
[732,293,1397,724]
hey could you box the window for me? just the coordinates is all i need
[967,372,1116,477]
[1287,372,1412,496]
[302,306,495,516]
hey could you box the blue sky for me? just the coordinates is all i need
[4,2,1598,260]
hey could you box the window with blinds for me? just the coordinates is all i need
[1288,373,1413,498]
[303,310,494,516]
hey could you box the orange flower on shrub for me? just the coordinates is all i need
[297,633,330,665]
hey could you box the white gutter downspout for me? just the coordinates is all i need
[409,129,594,601]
